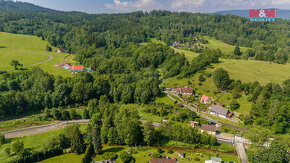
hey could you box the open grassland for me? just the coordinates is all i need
[208,59,290,85]
[203,36,250,54]
[0,32,72,77]
[0,32,54,70]
[40,153,84,163]
[173,48,200,61]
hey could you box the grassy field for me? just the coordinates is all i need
[40,153,84,163]
[173,48,200,61]
[0,32,72,77]
[208,59,290,85]
[203,36,250,54]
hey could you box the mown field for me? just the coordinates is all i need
[203,36,250,54]
[0,32,72,77]
[208,59,290,85]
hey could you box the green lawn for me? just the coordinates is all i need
[40,153,84,163]
[0,32,73,77]
[0,32,52,70]
[208,59,290,85]
[203,36,250,54]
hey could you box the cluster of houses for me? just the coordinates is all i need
[169,38,200,47]
[57,63,93,74]
[166,86,234,120]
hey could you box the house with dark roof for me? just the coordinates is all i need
[201,95,211,104]
[176,86,194,95]
[200,124,217,135]
[209,105,232,119]
[57,48,65,53]
[151,158,176,163]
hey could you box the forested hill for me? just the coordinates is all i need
[0,0,84,15]
[212,9,290,20]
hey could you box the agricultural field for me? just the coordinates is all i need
[173,48,200,61]
[0,32,72,77]
[208,59,290,85]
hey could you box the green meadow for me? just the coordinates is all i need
[203,36,250,54]
[0,32,72,77]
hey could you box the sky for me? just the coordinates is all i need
[17,0,290,14]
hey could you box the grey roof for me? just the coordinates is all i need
[210,105,229,116]
[211,157,222,162]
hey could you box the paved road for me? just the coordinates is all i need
[2,120,89,138]
[235,143,248,163]
[6,53,52,71]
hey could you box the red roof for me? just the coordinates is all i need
[71,66,84,71]
[201,124,216,132]
[176,86,193,94]
[58,62,71,67]
[178,151,184,157]
[227,112,233,118]
[151,158,176,163]
[176,102,184,106]
[201,95,210,102]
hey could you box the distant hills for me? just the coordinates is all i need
[212,9,290,20]
[0,0,85,15]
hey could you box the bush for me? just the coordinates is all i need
[12,141,24,154]
[157,148,164,153]
[103,152,118,160]
[119,151,134,163]
[194,157,200,161]
[167,149,173,154]
[5,147,11,156]
[0,134,5,145]
[152,152,162,158]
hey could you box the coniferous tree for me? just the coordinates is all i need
[92,120,102,155]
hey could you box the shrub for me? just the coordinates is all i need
[152,152,162,158]
[12,141,24,154]
[119,151,134,163]
[103,152,118,160]
[194,157,200,161]
[157,148,164,153]
[167,149,173,154]
[0,134,5,145]
[5,147,11,156]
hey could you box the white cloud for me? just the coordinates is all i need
[105,0,162,12]
[272,0,290,5]
[170,0,205,10]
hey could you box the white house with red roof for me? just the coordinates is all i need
[201,95,212,104]
[176,86,194,95]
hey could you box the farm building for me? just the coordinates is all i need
[57,62,71,69]
[200,124,217,135]
[200,95,211,104]
[57,48,65,53]
[70,65,85,73]
[178,151,184,159]
[176,102,184,107]
[209,105,232,119]
[189,121,199,128]
[176,86,194,95]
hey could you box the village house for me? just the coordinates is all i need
[57,62,71,69]
[151,158,176,163]
[178,151,184,159]
[209,105,233,119]
[200,95,212,104]
[176,102,184,107]
[70,65,85,74]
[176,86,194,95]
[205,157,222,163]
[189,121,199,128]
[170,41,182,47]
[200,124,217,135]
[57,48,65,53]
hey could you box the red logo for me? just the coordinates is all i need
[250,9,277,18]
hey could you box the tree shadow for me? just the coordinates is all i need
[103,147,124,153]
[0,46,6,48]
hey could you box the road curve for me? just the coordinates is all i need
[6,53,52,71]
